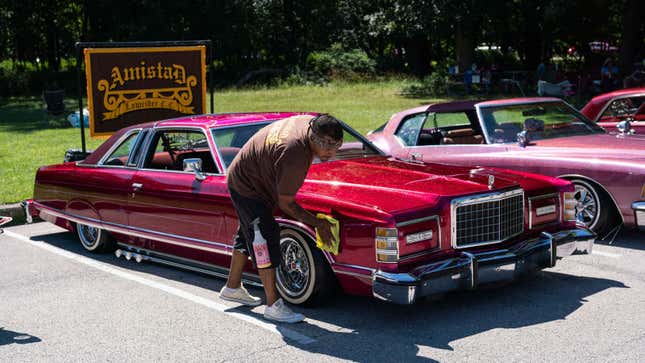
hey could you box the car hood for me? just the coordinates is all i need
[522,134,645,162]
[299,156,525,215]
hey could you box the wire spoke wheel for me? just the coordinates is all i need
[277,236,311,297]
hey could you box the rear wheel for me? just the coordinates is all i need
[570,179,612,234]
[276,228,336,306]
[76,223,115,253]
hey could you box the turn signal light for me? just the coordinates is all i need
[563,192,577,222]
[375,227,399,263]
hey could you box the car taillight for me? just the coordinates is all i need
[375,227,399,263]
[563,192,577,222]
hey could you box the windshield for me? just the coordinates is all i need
[479,101,605,143]
[211,120,382,171]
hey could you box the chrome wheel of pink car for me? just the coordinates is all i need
[276,229,335,306]
[76,223,115,253]
[571,180,602,230]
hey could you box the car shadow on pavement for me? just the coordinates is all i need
[0,328,42,346]
[27,229,627,361]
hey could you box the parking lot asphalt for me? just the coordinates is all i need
[1,222,644,362]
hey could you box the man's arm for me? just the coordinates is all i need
[278,194,334,245]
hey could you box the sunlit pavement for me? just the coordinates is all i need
[1,222,644,362]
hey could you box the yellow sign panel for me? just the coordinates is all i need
[85,46,206,137]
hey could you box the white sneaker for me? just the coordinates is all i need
[219,284,262,306]
[264,298,305,323]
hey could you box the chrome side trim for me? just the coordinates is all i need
[450,189,525,249]
[116,242,263,287]
[528,193,559,229]
[332,269,373,280]
[33,202,232,255]
[558,174,624,225]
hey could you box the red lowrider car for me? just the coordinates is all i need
[580,88,645,134]
[24,112,594,305]
[367,98,645,236]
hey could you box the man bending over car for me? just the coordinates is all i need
[220,114,342,323]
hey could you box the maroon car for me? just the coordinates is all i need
[24,112,594,305]
[368,98,645,236]
[580,88,645,134]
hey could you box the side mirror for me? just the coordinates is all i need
[516,130,529,148]
[183,158,206,181]
[617,120,633,135]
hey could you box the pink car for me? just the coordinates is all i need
[368,98,645,236]
[580,88,645,134]
[24,112,594,305]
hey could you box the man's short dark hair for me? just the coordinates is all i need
[310,114,343,141]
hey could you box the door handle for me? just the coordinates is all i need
[132,183,143,190]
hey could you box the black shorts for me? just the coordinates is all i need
[229,188,281,269]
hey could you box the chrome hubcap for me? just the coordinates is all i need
[78,224,99,247]
[574,184,598,227]
[277,237,310,297]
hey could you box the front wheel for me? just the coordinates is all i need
[276,228,336,306]
[570,179,611,234]
[76,223,115,253]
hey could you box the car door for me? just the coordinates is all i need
[67,129,144,226]
[399,110,509,165]
[127,127,231,267]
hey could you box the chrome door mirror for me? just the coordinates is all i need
[183,158,206,181]
[617,120,633,135]
[516,130,529,148]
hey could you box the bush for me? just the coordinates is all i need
[0,66,30,96]
[402,70,450,97]
[306,43,376,80]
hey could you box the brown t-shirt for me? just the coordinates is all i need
[227,115,314,207]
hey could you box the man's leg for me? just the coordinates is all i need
[258,268,279,306]
[226,249,249,289]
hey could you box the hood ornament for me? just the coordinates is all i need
[488,175,495,189]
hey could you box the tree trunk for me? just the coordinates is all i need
[619,0,642,75]
[405,34,431,77]
[456,22,474,72]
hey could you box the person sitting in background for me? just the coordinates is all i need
[601,58,620,91]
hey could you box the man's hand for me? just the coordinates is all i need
[278,194,333,246]
[314,218,334,247]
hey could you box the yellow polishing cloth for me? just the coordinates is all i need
[315,213,340,255]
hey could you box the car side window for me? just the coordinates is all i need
[601,96,645,120]
[142,130,219,173]
[212,123,269,169]
[395,113,426,146]
[429,112,484,145]
[102,131,140,167]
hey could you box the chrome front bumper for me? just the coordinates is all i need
[633,201,645,229]
[373,228,595,304]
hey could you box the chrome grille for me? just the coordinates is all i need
[451,189,524,248]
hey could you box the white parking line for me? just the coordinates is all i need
[592,250,621,258]
[3,230,316,345]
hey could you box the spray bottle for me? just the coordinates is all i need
[252,218,272,268]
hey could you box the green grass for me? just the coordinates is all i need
[0,80,448,204]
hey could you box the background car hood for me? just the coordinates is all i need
[523,134,645,162]
[299,156,522,215]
